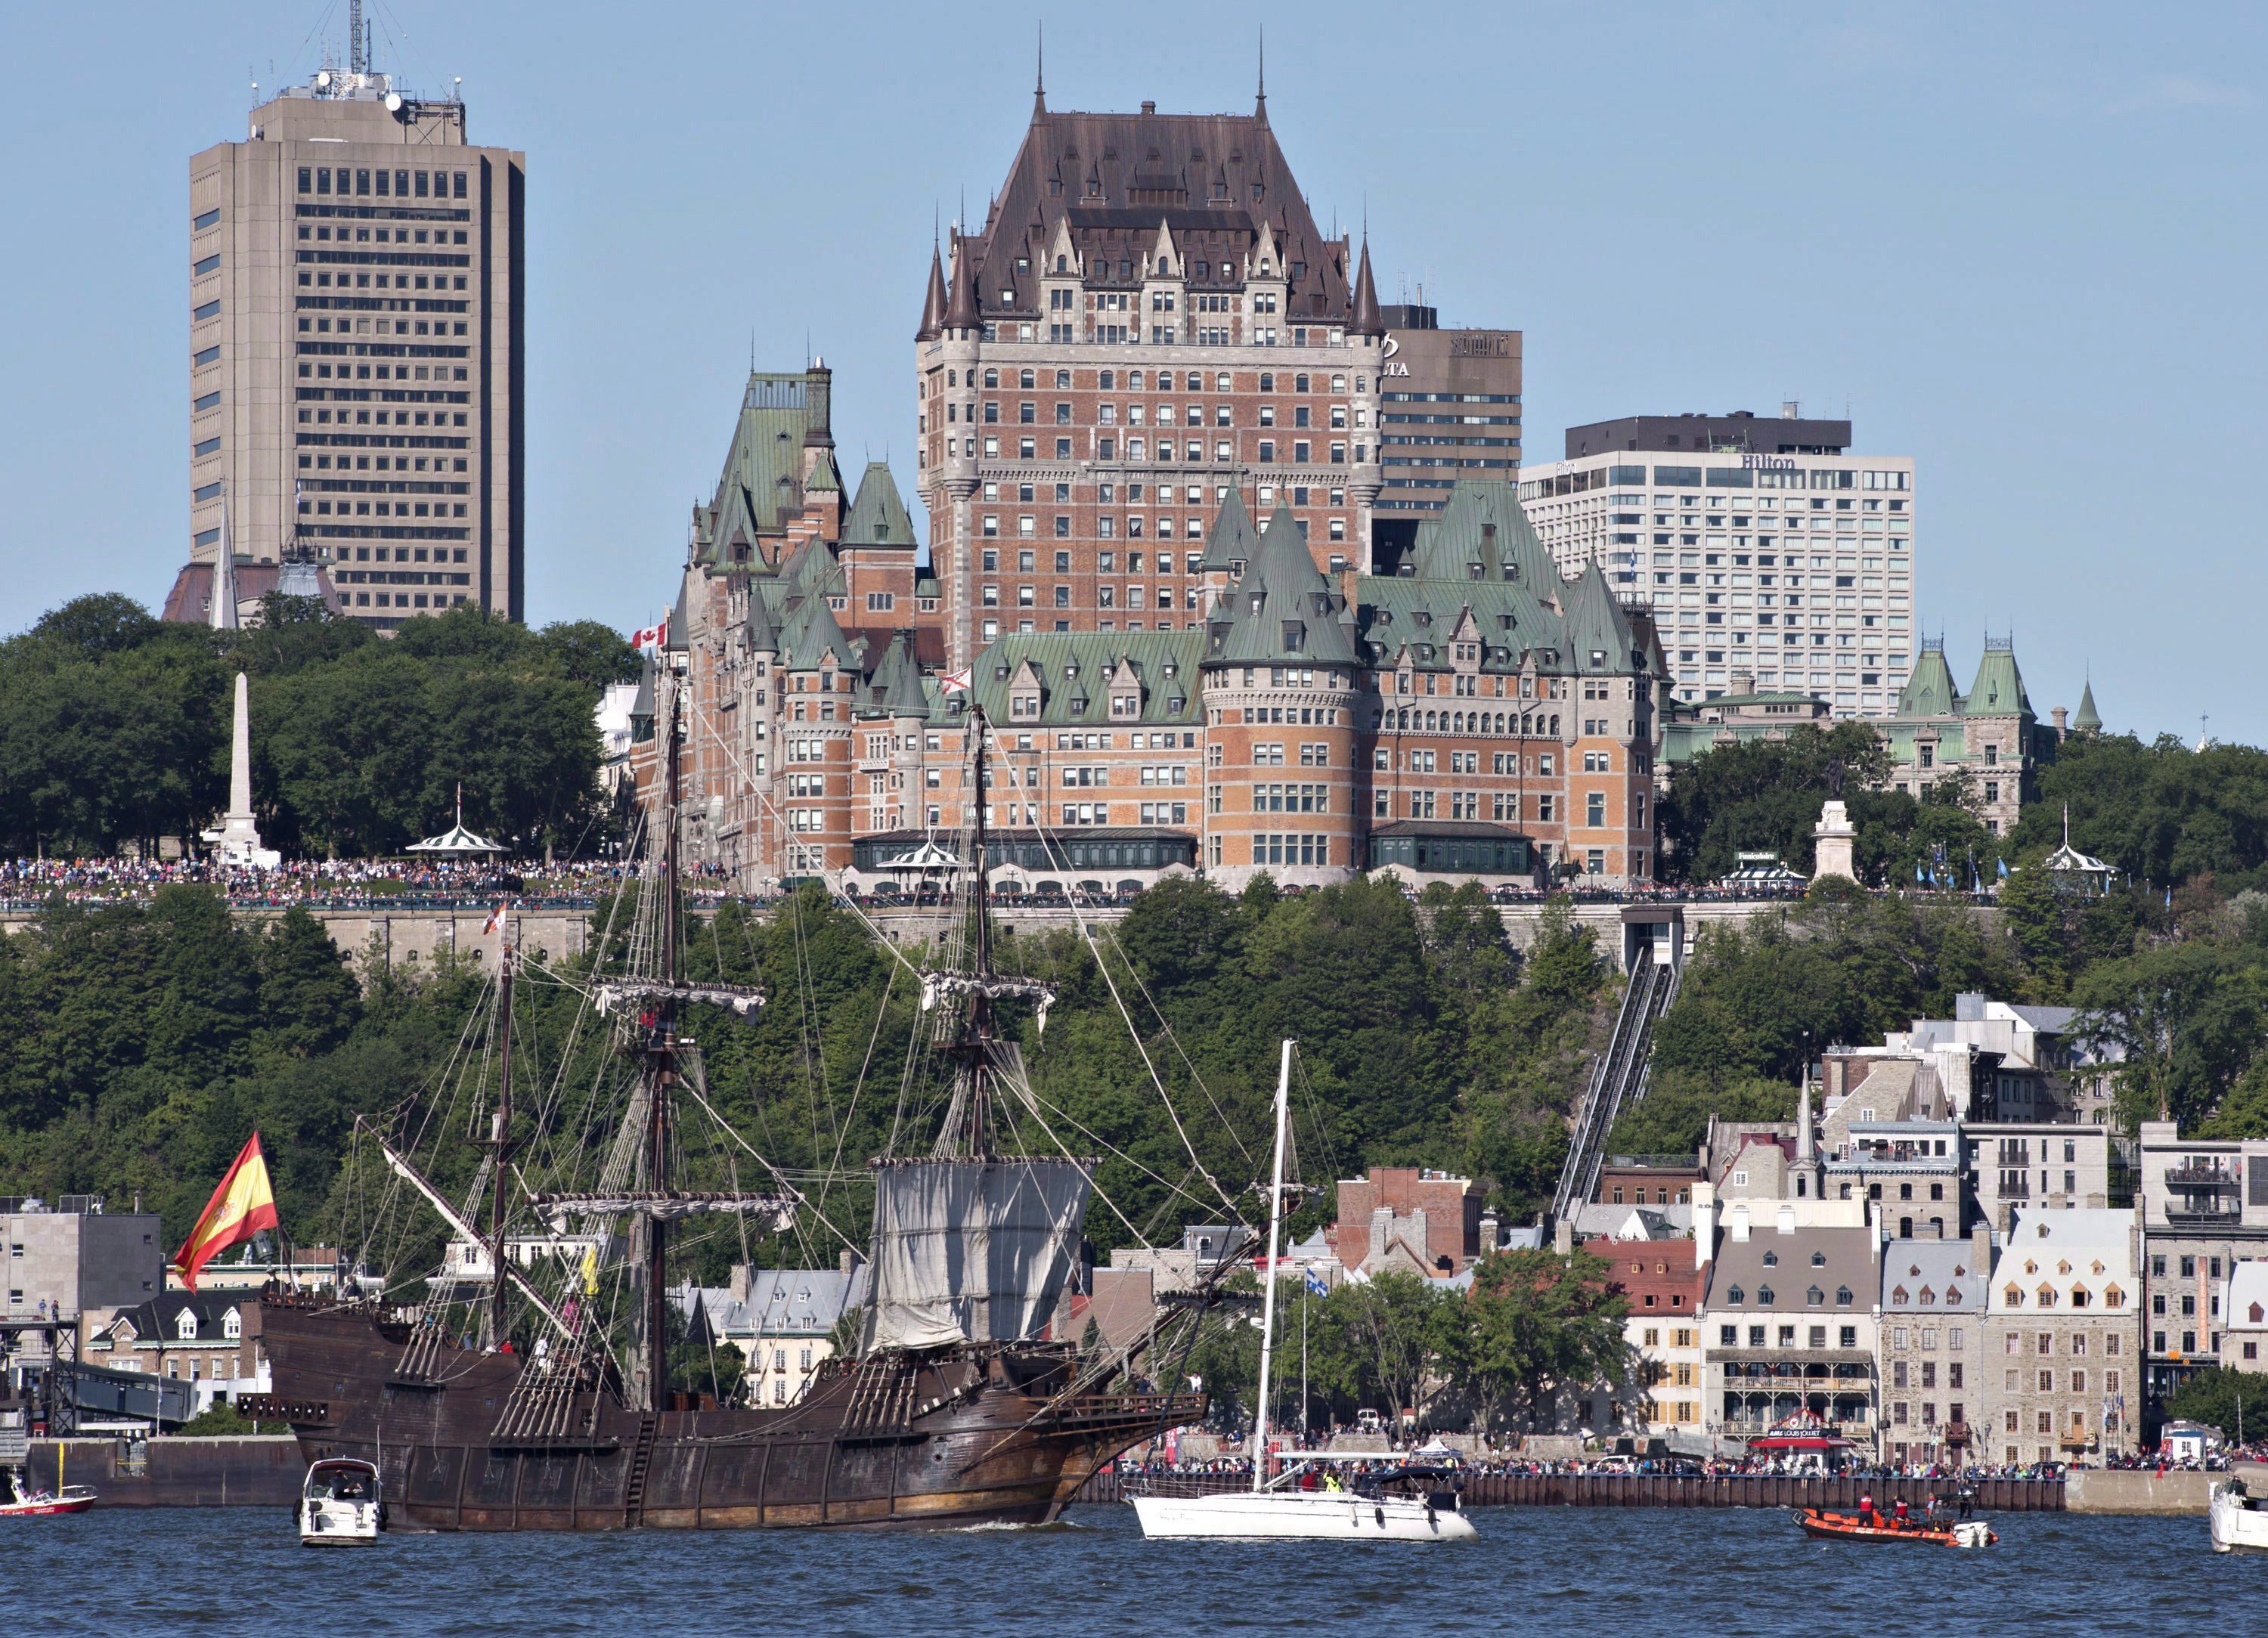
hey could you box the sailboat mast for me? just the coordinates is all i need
[488,937,513,1348]
[1251,1038,1292,1494]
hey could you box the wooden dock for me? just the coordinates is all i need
[1077,1469,2064,1512]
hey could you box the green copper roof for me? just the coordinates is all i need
[1199,485,1261,571]
[775,584,859,671]
[859,630,933,719]
[1203,507,1360,667]
[1396,479,1562,592]
[2072,680,2101,732]
[703,371,828,565]
[842,462,916,549]
[1897,643,1960,717]
[1560,559,1643,676]
[1964,642,2032,719]
[970,630,1206,728]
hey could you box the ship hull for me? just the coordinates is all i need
[249,1299,1194,1533]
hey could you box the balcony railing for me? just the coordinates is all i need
[2164,1204,2242,1228]
[2165,1162,2240,1189]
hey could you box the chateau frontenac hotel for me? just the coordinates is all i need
[636,88,1732,893]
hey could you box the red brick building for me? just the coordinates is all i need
[1333,1168,1486,1277]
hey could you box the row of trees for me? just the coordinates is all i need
[0,594,639,858]
[1659,723,2268,895]
[1182,1256,1631,1435]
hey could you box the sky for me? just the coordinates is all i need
[4,2,2263,744]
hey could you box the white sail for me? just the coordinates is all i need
[864,1157,1092,1350]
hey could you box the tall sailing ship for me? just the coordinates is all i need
[249,677,1207,1530]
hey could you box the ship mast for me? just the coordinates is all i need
[925,705,1055,1160]
[637,673,686,1410]
[485,933,514,1348]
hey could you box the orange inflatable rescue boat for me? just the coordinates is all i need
[1796,1506,1996,1547]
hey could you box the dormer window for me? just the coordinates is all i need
[223,1310,242,1339]
[176,1311,199,1341]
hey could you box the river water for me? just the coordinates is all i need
[3,1502,2248,1634]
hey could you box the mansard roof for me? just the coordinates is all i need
[859,630,934,720]
[1897,641,1961,717]
[700,370,832,565]
[1204,506,1359,667]
[1964,640,2033,720]
[1198,484,1262,571]
[842,462,916,550]
[1395,479,1562,591]
[957,101,1352,325]
[971,630,1206,728]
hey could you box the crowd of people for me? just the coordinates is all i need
[0,856,628,909]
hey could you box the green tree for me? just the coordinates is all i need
[2162,1367,2268,1441]
[1460,1249,1630,1431]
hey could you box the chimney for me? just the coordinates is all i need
[839,1248,857,1280]
[1796,1072,1815,1163]
[1730,667,1755,697]
[1479,1210,1500,1256]
[730,1263,752,1305]
[1970,1224,1994,1281]
[2053,706,2068,732]
[1781,400,1801,419]
[1552,1216,1574,1257]
[1693,1179,1716,1268]
[1141,100,1157,115]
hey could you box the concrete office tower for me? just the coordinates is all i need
[916,79,1388,673]
[1520,410,1914,718]
[1368,300,1523,529]
[187,36,525,630]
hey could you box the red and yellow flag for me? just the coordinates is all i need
[172,1132,280,1291]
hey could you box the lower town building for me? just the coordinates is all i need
[677,1262,870,1409]
[1332,1168,1484,1278]
[85,1292,268,1416]
[1983,1208,2139,1465]
[2136,1122,2268,1424]
[1876,1232,1990,1466]
[2220,1262,2268,1370]
[1585,1235,1705,1436]
[1702,1218,1882,1456]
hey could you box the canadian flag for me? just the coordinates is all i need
[484,900,510,937]
[940,668,973,695]
[630,609,670,651]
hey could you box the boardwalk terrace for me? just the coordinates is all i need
[650,463,1662,892]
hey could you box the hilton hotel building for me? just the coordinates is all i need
[1520,412,1915,717]
[187,63,524,628]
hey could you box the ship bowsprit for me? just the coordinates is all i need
[249,1298,1202,1531]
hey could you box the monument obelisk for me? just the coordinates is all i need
[203,672,279,868]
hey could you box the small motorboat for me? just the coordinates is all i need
[299,1457,384,1545]
[1796,1506,1995,1547]
[2210,1479,2268,1553]
[0,1485,96,1517]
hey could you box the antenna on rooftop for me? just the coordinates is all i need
[349,0,367,76]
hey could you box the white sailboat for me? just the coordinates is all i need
[1130,1041,1479,1544]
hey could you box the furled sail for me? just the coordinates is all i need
[863,1157,1094,1351]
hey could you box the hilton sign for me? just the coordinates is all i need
[1740,454,1797,472]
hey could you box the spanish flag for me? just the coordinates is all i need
[173,1132,280,1291]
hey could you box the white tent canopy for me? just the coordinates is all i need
[404,788,506,856]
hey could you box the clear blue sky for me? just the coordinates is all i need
[5,2,2262,744]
